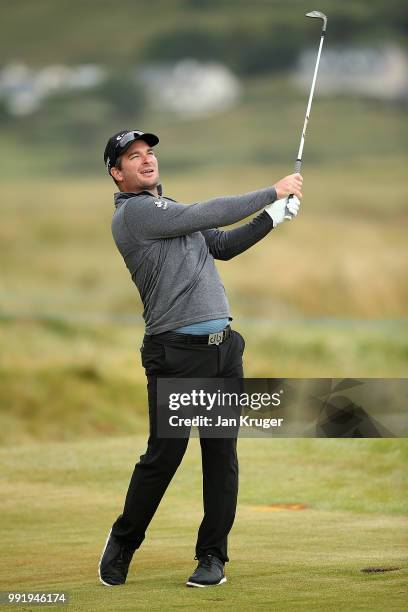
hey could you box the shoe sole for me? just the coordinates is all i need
[98,529,118,587]
[186,577,227,588]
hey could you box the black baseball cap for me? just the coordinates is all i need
[104,129,159,173]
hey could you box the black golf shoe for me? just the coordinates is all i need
[98,530,136,586]
[186,554,227,587]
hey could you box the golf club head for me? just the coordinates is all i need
[306,10,328,30]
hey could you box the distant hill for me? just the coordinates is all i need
[1,0,406,179]
[1,0,406,70]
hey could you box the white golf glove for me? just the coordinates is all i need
[264,196,300,228]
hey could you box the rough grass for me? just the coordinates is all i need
[0,437,407,611]
[0,317,406,444]
[2,159,408,319]
[1,81,407,445]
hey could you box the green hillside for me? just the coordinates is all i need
[1,0,407,178]
[2,75,408,178]
[1,0,406,67]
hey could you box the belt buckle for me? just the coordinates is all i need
[208,331,224,346]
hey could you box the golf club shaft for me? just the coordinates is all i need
[295,28,326,171]
[285,13,327,217]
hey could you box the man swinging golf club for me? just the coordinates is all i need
[98,128,302,588]
[98,8,326,589]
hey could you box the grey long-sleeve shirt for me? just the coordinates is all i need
[111,186,277,335]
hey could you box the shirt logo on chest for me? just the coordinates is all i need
[154,199,168,210]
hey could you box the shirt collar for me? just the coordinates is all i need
[114,183,164,208]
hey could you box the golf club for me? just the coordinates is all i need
[285,10,328,218]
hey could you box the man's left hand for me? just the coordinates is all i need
[264,196,301,228]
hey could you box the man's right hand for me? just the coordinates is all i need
[274,173,303,200]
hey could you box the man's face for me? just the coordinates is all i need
[111,139,159,193]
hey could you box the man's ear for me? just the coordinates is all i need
[110,166,122,182]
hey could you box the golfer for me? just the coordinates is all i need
[99,129,302,588]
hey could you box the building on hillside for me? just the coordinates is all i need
[0,63,105,115]
[137,60,241,117]
[294,45,408,103]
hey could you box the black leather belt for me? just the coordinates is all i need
[151,325,231,346]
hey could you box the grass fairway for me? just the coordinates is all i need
[0,437,407,611]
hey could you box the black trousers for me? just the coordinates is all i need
[111,328,245,563]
